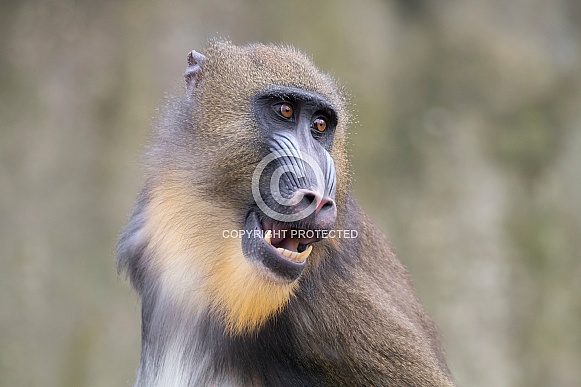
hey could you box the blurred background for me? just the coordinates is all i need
[1,0,580,386]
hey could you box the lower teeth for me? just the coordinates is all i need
[263,231,312,262]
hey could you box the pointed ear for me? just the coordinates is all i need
[184,49,206,98]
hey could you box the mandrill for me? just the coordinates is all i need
[117,40,454,386]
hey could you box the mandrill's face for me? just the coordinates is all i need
[241,85,339,282]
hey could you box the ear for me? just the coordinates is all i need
[184,49,206,98]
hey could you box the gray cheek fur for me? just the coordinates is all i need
[134,289,241,386]
[116,191,150,294]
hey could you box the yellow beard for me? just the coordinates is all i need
[145,179,297,334]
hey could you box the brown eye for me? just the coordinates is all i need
[313,117,327,132]
[279,102,293,119]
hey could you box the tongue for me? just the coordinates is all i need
[278,237,300,252]
[261,219,304,252]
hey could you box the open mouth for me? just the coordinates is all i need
[241,210,324,281]
[261,217,317,264]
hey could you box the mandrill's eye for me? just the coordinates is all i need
[312,117,327,132]
[278,102,294,119]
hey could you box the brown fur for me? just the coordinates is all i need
[117,40,454,386]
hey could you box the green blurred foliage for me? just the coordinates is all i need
[1,1,580,386]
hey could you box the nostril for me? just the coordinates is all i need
[317,198,336,216]
[294,189,336,219]
[321,199,334,210]
[302,192,317,206]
